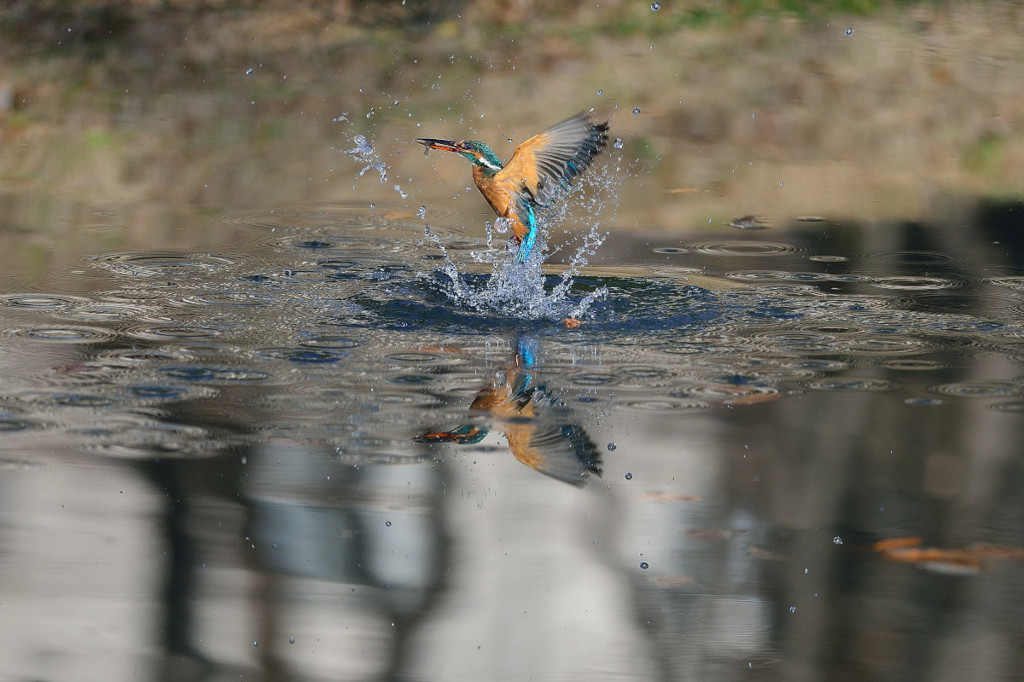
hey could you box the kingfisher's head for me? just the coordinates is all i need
[416,138,503,175]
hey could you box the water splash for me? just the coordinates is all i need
[346,135,384,182]
[426,228,608,321]
[339,126,408,199]
[422,159,625,322]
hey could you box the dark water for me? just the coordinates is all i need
[1,200,1023,681]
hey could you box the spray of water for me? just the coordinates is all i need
[424,158,626,321]
[336,107,629,322]
[340,129,409,199]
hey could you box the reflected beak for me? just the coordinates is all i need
[415,138,461,153]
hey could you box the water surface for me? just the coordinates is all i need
[1,198,1023,681]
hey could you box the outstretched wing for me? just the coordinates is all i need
[498,111,609,208]
[506,422,602,486]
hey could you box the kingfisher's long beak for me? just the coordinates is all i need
[416,138,461,153]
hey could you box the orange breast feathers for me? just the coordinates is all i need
[472,167,531,242]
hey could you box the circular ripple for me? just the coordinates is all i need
[688,240,798,257]
[387,352,443,363]
[319,258,365,271]
[13,390,117,408]
[298,239,334,250]
[807,378,899,392]
[880,359,948,371]
[0,294,91,309]
[81,421,228,459]
[63,302,154,321]
[842,335,928,355]
[662,339,748,356]
[94,252,235,266]
[725,270,792,282]
[750,331,842,354]
[782,359,850,372]
[128,325,220,341]
[301,335,360,349]
[672,383,779,403]
[617,398,712,412]
[388,374,436,385]
[570,372,617,386]
[905,397,944,406]
[861,251,955,266]
[986,277,1024,291]
[373,392,444,407]
[176,292,267,308]
[991,401,1024,413]
[259,348,346,364]
[869,276,959,290]
[91,252,236,278]
[160,365,271,383]
[102,348,198,364]
[124,384,208,402]
[930,381,1020,398]
[10,326,114,343]
[617,365,674,382]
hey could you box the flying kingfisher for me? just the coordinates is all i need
[416,111,609,261]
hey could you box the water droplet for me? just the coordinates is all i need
[845,26,854,36]
[289,637,295,644]
[596,89,603,96]
[788,606,797,614]
[613,137,624,149]
[651,1,661,10]
[640,561,649,569]
[253,641,259,647]
[632,107,641,116]
[416,205,427,219]
[624,472,633,480]
[245,67,254,75]
[833,536,843,545]
[385,520,392,527]
[606,442,617,451]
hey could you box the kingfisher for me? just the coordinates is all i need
[416,111,609,261]
[416,337,601,485]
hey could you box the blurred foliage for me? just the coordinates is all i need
[0,0,948,55]
[0,0,1021,229]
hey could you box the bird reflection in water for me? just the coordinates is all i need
[417,336,602,486]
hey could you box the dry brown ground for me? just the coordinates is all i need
[1,1,1022,258]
